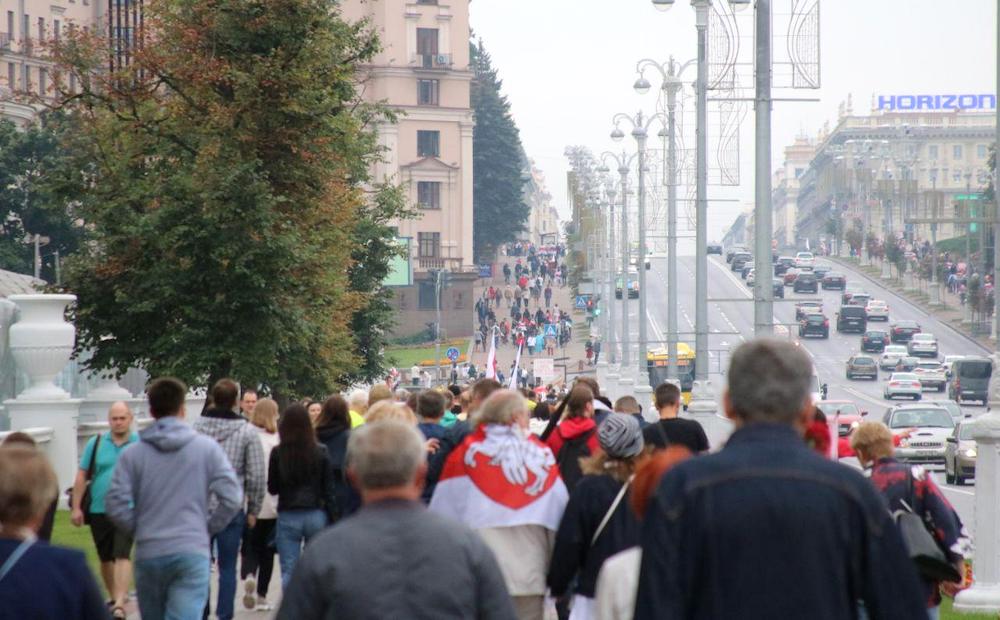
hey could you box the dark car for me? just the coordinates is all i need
[822,272,847,290]
[795,301,823,320]
[836,305,867,333]
[793,272,819,293]
[726,246,748,263]
[847,293,872,309]
[842,283,865,305]
[846,354,879,380]
[741,263,754,279]
[890,320,921,343]
[813,265,832,279]
[774,256,796,276]
[731,252,752,271]
[772,278,784,299]
[707,243,723,255]
[861,330,890,353]
[949,357,993,404]
[799,313,830,338]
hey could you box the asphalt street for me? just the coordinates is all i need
[607,253,988,532]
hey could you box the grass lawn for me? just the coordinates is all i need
[941,596,996,619]
[51,510,104,588]
[386,340,468,368]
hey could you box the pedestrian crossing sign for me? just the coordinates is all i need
[575,296,588,309]
[544,324,558,337]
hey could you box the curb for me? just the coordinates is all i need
[828,257,990,354]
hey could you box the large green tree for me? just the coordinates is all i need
[471,39,529,261]
[0,115,83,280]
[46,0,400,396]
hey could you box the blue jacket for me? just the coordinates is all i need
[0,539,109,619]
[635,423,927,620]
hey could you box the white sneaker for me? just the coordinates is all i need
[243,578,256,610]
[255,598,274,612]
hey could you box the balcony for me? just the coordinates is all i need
[417,256,462,271]
[411,53,453,70]
[0,33,10,50]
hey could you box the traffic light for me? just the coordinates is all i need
[441,269,452,289]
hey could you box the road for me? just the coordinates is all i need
[607,253,987,532]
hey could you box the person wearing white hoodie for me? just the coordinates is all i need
[106,377,241,620]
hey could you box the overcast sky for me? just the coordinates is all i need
[469,0,996,243]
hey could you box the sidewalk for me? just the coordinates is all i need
[829,256,994,350]
[125,568,282,619]
[469,266,596,389]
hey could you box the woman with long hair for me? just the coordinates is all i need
[267,404,337,586]
[240,398,279,611]
[544,384,599,490]
[547,414,647,620]
[314,395,360,519]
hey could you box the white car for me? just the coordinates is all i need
[907,333,939,358]
[794,251,815,269]
[884,372,923,400]
[913,361,947,392]
[883,405,955,465]
[880,345,909,371]
[865,300,889,321]
[942,355,965,377]
[746,269,756,286]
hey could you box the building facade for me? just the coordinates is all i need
[340,0,475,339]
[793,96,996,251]
[772,136,815,250]
[522,159,559,246]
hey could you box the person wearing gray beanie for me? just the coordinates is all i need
[548,415,646,619]
[598,414,644,460]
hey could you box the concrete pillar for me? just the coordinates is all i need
[604,370,620,402]
[954,357,1000,612]
[881,259,891,280]
[595,361,609,390]
[617,377,635,402]
[634,384,656,424]
[929,281,942,307]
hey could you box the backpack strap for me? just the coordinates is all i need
[0,539,34,584]
[591,475,634,547]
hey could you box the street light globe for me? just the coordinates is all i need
[651,0,675,11]
[610,128,625,142]
[729,0,752,11]
[657,127,669,139]
[633,77,652,95]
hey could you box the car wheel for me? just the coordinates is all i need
[945,462,955,485]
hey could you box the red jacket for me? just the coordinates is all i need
[546,417,599,458]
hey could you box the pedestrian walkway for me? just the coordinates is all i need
[123,569,282,618]
[469,258,596,389]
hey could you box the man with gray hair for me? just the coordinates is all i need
[635,339,926,619]
[277,421,516,620]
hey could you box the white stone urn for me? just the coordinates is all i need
[8,294,77,400]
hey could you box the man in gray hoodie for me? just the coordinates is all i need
[194,378,265,620]
[106,377,241,620]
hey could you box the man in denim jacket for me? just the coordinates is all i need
[635,339,927,619]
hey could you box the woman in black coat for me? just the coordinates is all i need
[313,395,360,518]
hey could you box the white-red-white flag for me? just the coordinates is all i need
[430,424,568,531]
[484,330,498,379]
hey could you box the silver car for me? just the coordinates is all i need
[944,421,977,484]
[883,405,955,465]
[880,345,908,371]
[907,333,939,358]
[865,299,890,321]
[884,372,922,400]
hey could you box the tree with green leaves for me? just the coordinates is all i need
[46,0,401,397]
[0,115,83,280]
[471,39,529,262]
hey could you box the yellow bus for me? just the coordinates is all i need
[647,343,696,405]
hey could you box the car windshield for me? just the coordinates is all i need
[807,315,825,323]
[797,253,813,259]
[891,373,918,381]
[889,409,954,429]
[927,401,962,419]
[818,402,860,417]
[865,331,885,338]
[916,362,940,370]
[960,360,992,379]
[885,346,907,355]
[852,357,875,365]
[896,322,918,329]
[913,334,934,342]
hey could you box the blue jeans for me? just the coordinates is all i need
[276,509,328,587]
[135,553,210,620]
[211,511,244,620]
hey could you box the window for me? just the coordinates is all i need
[416,28,438,67]
[417,130,440,157]
[38,67,46,95]
[953,145,963,160]
[53,20,59,42]
[6,63,13,89]
[69,71,76,93]
[418,232,440,258]
[6,12,13,39]
[978,144,988,159]
[417,79,439,105]
[928,145,938,160]
[22,14,28,41]
[37,17,43,41]
[417,181,441,209]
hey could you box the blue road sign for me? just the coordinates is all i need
[544,324,558,337]
[478,264,493,278]
[575,296,588,309]
[446,347,461,362]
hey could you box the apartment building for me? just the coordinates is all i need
[794,95,996,250]
[523,160,559,246]
[771,136,815,250]
[340,0,476,339]
[1,0,137,126]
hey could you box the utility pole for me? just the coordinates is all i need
[665,65,681,381]
[694,0,709,380]
[606,186,618,364]
[619,163,630,369]
[752,0,774,336]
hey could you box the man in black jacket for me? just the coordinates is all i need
[635,339,927,619]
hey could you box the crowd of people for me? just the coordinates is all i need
[0,338,971,619]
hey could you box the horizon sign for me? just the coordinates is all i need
[877,94,996,112]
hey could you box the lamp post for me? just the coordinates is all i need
[612,110,665,390]
[635,56,695,383]
[929,166,942,306]
[605,182,619,364]
[600,152,639,372]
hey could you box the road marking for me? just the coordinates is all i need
[839,385,887,408]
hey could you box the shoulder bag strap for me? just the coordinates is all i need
[591,475,634,547]
[0,539,34,584]
[86,433,102,481]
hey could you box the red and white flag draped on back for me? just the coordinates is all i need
[430,424,568,530]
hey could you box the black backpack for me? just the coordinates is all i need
[556,429,595,491]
